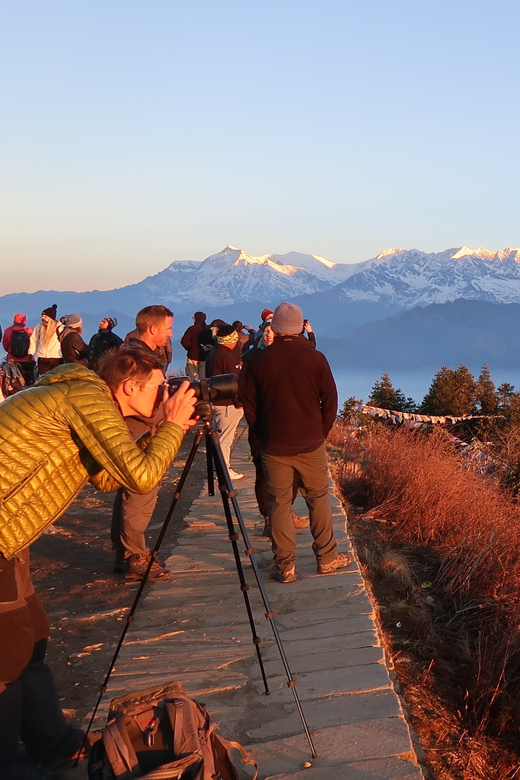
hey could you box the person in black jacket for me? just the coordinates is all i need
[89,317,123,370]
[59,314,90,367]
[205,323,244,481]
[180,311,213,380]
[241,301,350,583]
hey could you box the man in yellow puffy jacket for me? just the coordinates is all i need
[0,350,196,780]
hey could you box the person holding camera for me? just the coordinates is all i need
[205,323,244,481]
[0,351,196,780]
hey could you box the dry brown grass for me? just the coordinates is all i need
[332,424,520,779]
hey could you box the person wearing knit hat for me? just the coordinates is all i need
[270,302,304,335]
[29,305,62,376]
[205,323,245,481]
[41,304,58,320]
[58,314,90,367]
[88,317,123,371]
[241,301,351,583]
[2,314,35,385]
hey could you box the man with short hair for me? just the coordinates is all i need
[113,305,175,579]
[242,301,350,583]
[126,304,173,371]
[0,353,196,780]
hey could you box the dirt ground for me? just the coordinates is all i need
[30,431,206,729]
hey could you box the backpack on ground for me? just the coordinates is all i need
[88,682,258,780]
[0,359,26,396]
[10,329,30,358]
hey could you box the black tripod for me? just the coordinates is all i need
[79,404,317,761]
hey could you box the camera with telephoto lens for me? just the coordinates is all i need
[167,374,239,419]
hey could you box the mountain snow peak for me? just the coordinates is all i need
[375,248,407,260]
[451,246,520,262]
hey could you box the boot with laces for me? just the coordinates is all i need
[125,553,172,581]
[317,552,351,575]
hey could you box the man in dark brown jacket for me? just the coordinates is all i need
[180,311,213,380]
[241,302,350,583]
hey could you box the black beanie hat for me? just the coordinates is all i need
[42,304,58,319]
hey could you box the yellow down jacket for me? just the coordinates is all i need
[0,364,184,559]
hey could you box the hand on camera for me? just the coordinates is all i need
[163,381,198,431]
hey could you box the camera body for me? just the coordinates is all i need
[167,374,239,410]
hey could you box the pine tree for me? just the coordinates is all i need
[369,372,415,412]
[422,365,477,416]
[338,396,361,420]
[497,382,520,423]
[369,372,398,410]
[476,364,498,415]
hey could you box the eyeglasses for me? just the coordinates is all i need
[131,379,168,391]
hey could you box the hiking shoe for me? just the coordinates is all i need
[125,554,172,581]
[317,553,351,575]
[292,511,309,528]
[269,565,297,583]
[228,469,244,481]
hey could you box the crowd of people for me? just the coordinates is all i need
[0,300,350,780]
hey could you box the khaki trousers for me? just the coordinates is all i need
[261,442,337,572]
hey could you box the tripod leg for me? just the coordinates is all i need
[75,428,206,764]
[208,429,318,758]
[207,433,270,695]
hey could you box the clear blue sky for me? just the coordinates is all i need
[2,0,519,294]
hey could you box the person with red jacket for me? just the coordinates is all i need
[2,314,35,385]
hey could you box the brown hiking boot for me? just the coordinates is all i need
[317,552,351,575]
[269,565,297,583]
[292,511,309,528]
[125,553,172,581]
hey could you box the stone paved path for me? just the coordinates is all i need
[65,427,424,780]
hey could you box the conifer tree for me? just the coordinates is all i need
[369,372,399,410]
[369,372,415,412]
[476,364,498,415]
[422,365,477,416]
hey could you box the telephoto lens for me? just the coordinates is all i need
[167,374,239,405]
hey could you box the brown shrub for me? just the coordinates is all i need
[359,428,520,599]
[332,421,520,774]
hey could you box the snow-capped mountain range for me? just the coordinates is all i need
[2,244,520,347]
[328,246,520,309]
[140,245,357,307]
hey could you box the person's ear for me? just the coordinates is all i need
[122,378,136,397]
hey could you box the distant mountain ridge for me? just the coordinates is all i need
[314,246,520,313]
[2,244,520,369]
